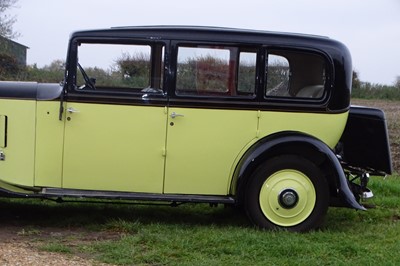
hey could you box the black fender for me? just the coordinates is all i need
[231,131,366,211]
[0,81,63,100]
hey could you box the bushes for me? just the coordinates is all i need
[351,70,400,100]
[19,64,64,83]
[352,82,400,101]
[1,60,65,83]
[0,53,20,80]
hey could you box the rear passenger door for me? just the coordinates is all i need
[163,43,259,195]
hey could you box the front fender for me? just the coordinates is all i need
[232,132,366,210]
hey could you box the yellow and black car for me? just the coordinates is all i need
[0,26,392,231]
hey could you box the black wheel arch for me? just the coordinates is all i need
[231,131,366,211]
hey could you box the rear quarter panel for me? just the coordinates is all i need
[258,111,349,148]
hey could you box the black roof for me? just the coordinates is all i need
[70,25,336,46]
[111,25,329,38]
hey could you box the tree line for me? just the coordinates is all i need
[352,71,400,100]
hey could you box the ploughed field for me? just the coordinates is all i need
[352,99,400,174]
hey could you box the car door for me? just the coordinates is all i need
[63,102,167,193]
[163,44,259,195]
[164,107,258,195]
[62,40,168,193]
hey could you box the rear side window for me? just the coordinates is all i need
[265,50,327,99]
[176,45,256,97]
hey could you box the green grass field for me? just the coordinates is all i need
[1,174,399,265]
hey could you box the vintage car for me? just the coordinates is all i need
[0,26,392,231]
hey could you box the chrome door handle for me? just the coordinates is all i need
[170,112,184,119]
[67,107,80,113]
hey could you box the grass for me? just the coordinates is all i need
[1,175,399,265]
[40,243,73,254]
[88,176,400,265]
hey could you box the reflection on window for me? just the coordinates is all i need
[176,46,256,97]
[266,55,290,97]
[176,47,230,94]
[238,52,257,94]
[76,43,164,92]
[265,51,326,99]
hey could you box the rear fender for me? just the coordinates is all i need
[231,132,366,210]
[339,106,392,175]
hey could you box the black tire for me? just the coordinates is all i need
[244,155,329,232]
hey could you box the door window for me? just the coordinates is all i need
[75,42,164,93]
[176,45,256,97]
[265,50,327,99]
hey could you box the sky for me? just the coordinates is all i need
[8,0,400,85]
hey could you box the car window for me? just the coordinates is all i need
[265,50,326,99]
[176,45,256,97]
[265,55,290,97]
[238,52,257,94]
[76,42,164,93]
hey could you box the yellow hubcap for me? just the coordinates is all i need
[259,169,316,227]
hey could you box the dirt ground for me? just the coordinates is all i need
[0,201,121,265]
[0,225,116,266]
[0,241,103,266]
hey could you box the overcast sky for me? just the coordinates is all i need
[9,0,400,85]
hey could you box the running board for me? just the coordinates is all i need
[41,188,235,204]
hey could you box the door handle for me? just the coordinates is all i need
[170,112,184,119]
[67,107,80,113]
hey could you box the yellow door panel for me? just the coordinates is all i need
[34,101,65,187]
[0,100,36,187]
[258,111,349,148]
[63,103,167,193]
[164,108,258,195]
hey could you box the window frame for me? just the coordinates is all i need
[171,41,260,100]
[66,37,168,97]
[263,46,334,105]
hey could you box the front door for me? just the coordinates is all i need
[62,102,167,193]
[62,40,167,193]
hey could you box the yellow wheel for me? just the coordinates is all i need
[245,155,329,232]
[259,170,316,227]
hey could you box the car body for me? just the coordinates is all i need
[0,26,392,231]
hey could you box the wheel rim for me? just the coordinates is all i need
[259,169,316,227]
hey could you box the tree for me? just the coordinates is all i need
[352,70,361,89]
[0,0,18,39]
[395,76,400,89]
[0,52,19,79]
[115,52,151,88]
